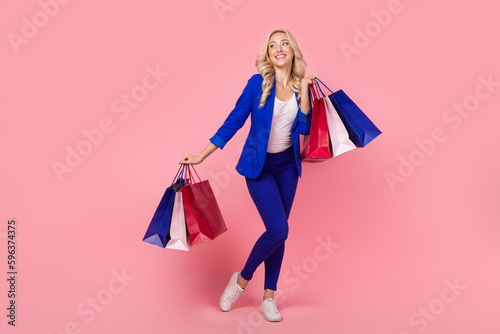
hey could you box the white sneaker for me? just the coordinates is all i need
[261,298,283,322]
[219,272,245,312]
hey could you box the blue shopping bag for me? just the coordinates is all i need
[315,78,382,147]
[143,165,186,247]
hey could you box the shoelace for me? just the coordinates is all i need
[226,288,243,303]
[264,299,280,314]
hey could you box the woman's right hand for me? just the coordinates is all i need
[179,142,218,165]
[179,153,203,165]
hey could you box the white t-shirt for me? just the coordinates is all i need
[267,94,298,153]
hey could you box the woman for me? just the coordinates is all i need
[180,28,319,322]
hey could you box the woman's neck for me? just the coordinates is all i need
[274,67,292,89]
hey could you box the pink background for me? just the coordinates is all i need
[1,0,499,333]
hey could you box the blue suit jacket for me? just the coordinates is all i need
[210,73,312,179]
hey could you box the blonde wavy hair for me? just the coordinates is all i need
[255,29,307,109]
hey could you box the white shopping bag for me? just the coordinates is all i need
[324,94,357,156]
[311,79,356,157]
[166,190,190,251]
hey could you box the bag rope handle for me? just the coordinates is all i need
[314,78,334,96]
[311,79,324,99]
[189,164,202,183]
[171,165,184,186]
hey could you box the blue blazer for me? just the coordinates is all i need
[210,73,312,179]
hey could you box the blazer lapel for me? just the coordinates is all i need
[292,92,300,129]
[265,74,276,129]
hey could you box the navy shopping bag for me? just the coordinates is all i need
[143,165,186,247]
[315,78,382,147]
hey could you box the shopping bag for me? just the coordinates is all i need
[315,78,381,147]
[165,187,190,251]
[142,165,186,248]
[300,83,332,162]
[314,79,356,157]
[182,165,227,246]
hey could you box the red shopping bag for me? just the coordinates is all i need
[181,165,227,245]
[300,81,332,162]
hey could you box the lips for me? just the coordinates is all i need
[275,54,286,59]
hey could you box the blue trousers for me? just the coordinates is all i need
[240,145,299,291]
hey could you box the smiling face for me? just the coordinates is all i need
[268,32,294,69]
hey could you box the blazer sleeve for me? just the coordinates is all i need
[298,87,312,135]
[209,76,256,149]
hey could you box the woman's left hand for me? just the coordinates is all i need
[301,73,320,86]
